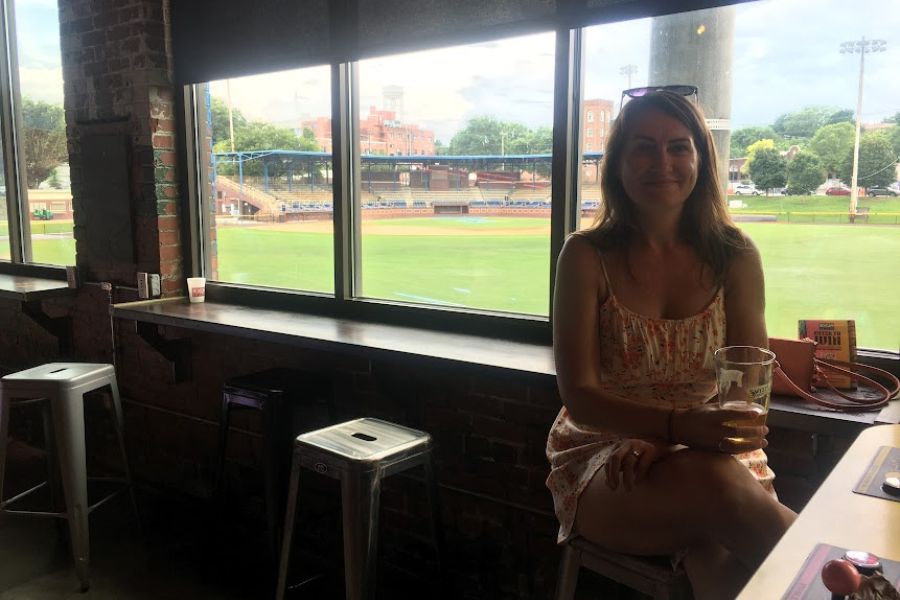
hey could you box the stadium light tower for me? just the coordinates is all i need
[619,64,638,89]
[839,36,886,219]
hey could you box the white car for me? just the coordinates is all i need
[733,184,761,196]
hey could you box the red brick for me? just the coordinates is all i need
[159,244,181,261]
[152,133,173,149]
[158,229,180,245]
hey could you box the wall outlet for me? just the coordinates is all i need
[149,274,161,297]
[137,272,149,299]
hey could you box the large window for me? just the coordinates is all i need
[188,0,899,352]
[198,67,333,293]
[0,0,73,266]
[578,0,899,351]
[355,34,555,315]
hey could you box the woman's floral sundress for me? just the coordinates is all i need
[545,257,776,544]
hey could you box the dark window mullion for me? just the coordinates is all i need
[549,27,582,318]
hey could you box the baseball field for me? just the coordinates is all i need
[7,214,899,350]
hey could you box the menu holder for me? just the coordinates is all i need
[782,543,900,599]
[853,446,900,502]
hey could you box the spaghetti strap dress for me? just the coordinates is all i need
[545,256,776,544]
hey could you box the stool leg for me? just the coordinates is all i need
[0,390,9,507]
[215,397,232,502]
[553,545,580,600]
[51,392,91,592]
[276,450,303,600]
[40,401,63,512]
[108,379,140,525]
[341,470,381,600]
[262,399,283,565]
[423,454,447,589]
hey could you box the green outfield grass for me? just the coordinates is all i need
[4,215,897,350]
[727,195,900,224]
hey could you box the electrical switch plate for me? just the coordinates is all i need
[65,265,79,289]
[149,274,161,297]
[137,272,149,299]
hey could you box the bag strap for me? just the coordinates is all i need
[815,359,900,404]
[774,361,896,411]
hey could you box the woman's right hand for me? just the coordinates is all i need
[670,404,768,454]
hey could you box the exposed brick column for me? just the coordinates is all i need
[59,0,181,294]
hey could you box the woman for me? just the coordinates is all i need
[546,91,796,600]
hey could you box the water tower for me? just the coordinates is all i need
[383,85,404,122]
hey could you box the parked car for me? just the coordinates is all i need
[866,185,898,197]
[825,186,851,196]
[733,184,760,196]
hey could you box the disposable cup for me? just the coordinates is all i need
[186,277,206,303]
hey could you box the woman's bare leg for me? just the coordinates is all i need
[574,449,796,573]
[683,541,751,600]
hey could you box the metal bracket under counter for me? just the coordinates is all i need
[0,272,75,356]
[134,320,192,383]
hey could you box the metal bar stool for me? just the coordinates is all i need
[216,367,336,563]
[554,537,693,600]
[276,417,446,600]
[0,362,139,592]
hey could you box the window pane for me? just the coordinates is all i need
[15,0,73,265]
[580,1,900,351]
[0,144,7,260]
[200,67,333,293]
[356,33,555,316]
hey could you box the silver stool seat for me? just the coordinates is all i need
[276,417,445,600]
[0,362,139,592]
[554,536,693,600]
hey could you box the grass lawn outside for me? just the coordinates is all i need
[728,195,900,224]
[5,215,897,351]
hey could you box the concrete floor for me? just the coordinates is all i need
[0,439,347,600]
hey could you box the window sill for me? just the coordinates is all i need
[110,297,556,379]
[109,297,898,431]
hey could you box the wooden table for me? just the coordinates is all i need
[737,424,900,599]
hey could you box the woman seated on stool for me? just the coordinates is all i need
[546,89,796,600]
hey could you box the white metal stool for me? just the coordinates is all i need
[0,362,139,592]
[276,417,446,600]
[554,537,693,600]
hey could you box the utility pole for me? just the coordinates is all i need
[619,64,638,89]
[839,37,886,220]
[226,79,236,153]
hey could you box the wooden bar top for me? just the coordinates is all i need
[737,424,900,599]
[0,273,72,301]
[111,297,556,378]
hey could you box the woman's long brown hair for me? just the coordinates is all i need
[581,91,749,285]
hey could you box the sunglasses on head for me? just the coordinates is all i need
[619,85,699,112]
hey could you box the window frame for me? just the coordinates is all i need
[181,18,898,364]
[0,0,46,268]
[184,27,580,343]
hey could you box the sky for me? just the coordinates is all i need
[13,0,900,144]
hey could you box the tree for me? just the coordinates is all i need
[825,109,854,126]
[209,97,248,148]
[741,139,776,176]
[748,148,787,192]
[21,98,67,189]
[773,106,836,139]
[785,151,825,195]
[212,118,320,178]
[883,112,900,124]
[809,122,854,176]
[730,126,779,157]
[885,125,900,162]
[447,117,546,156]
[838,132,897,188]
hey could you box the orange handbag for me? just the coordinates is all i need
[768,337,899,411]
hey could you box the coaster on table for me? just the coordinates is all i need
[853,446,900,502]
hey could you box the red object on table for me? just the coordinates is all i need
[821,559,862,596]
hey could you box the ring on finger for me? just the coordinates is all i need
[717,439,727,452]
[631,449,641,458]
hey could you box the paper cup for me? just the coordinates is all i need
[186,277,206,303]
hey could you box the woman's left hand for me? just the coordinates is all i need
[605,438,671,492]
